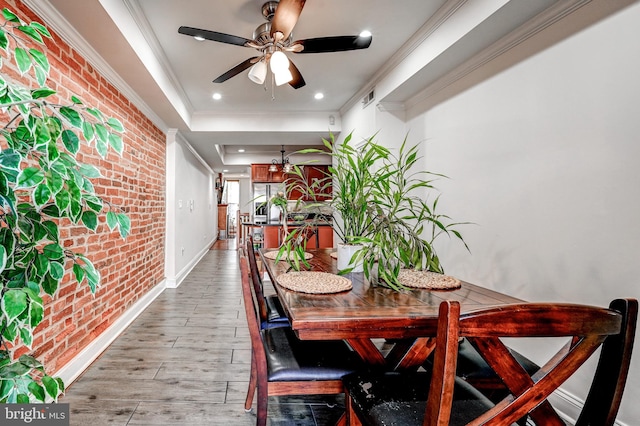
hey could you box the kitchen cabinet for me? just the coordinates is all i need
[251,164,285,183]
[261,224,334,249]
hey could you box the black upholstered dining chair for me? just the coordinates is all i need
[244,236,290,329]
[343,298,637,426]
[239,252,366,426]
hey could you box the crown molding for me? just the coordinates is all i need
[22,0,168,132]
[404,0,592,112]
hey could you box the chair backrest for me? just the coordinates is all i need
[245,236,270,324]
[239,252,268,371]
[436,299,637,426]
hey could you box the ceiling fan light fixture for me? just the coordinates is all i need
[248,60,267,84]
[274,67,293,86]
[269,50,289,73]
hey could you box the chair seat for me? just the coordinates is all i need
[343,371,497,426]
[263,326,364,382]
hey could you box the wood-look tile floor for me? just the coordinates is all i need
[61,239,344,425]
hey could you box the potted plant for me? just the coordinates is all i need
[0,8,129,402]
[356,137,470,290]
[281,132,387,272]
[281,132,469,290]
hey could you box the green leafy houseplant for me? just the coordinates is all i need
[282,132,469,290]
[357,137,470,290]
[275,132,383,271]
[0,9,129,402]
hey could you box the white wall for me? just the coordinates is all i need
[344,3,640,424]
[165,131,217,287]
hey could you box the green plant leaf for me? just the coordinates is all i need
[19,328,33,348]
[49,261,64,280]
[84,195,103,213]
[106,211,117,230]
[28,381,45,402]
[2,289,28,322]
[108,133,124,155]
[1,322,17,342]
[73,263,85,284]
[69,199,82,222]
[31,87,56,99]
[0,245,5,273]
[17,25,43,44]
[46,172,64,196]
[35,66,46,86]
[0,28,6,51]
[86,107,104,121]
[29,48,49,73]
[0,149,21,172]
[41,220,59,242]
[34,253,49,277]
[14,47,31,74]
[2,8,20,23]
[94,122,108,143]
[79,163,101,178]
[17,167,44,188]
[106,117,124,132]
[41,273,59,296]
[81,211,98,231]
[42,243,64,260]
[30,22,52,39]
[0,378,12,400]
[78,256,99,293]
[117,213,131,238]
[29,300,44,328]
[33,182,51,207]
[59,106,83,128]
[82,121,94,143]
[54,189,70,212]
[61,129,80,154]
[96,137,108,158]
[42,375,59,399]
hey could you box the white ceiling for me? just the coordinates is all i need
[32,0,564,176]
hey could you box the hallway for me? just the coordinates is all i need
[61,240,344,425]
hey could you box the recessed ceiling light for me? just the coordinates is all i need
[314,92,324,100]
[238,149,245,153]
[359,30,372,38]
[212,93,222,100]
[222,169,229,172]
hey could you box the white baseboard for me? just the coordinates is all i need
[166,239,216,288]
[55,278,166,386]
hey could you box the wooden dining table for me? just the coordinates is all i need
[260,248,524,370]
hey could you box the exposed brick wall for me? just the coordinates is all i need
[1,0,166,373]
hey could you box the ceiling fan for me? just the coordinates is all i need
[178,0,372,89]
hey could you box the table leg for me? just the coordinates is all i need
[346,338,387,366]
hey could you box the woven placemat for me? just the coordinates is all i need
[276,271,352,294]
[398,269,461,290]
[262,250,314,260]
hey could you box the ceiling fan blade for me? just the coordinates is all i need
[213,57,260,83]
[288,60,305,89]
[179,26,252,47]
[270,0,305,40]
[293,35,372,53]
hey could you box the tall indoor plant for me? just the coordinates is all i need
[283,132,469,290]
[0,9,129,402]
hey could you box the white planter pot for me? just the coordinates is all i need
[337,243,364,272]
